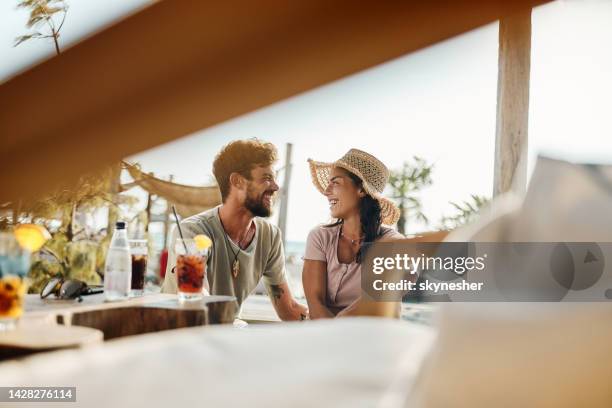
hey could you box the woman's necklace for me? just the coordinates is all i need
[218,210,253,279]
[340,226,364,245]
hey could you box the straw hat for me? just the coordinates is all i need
[308,149,400,225]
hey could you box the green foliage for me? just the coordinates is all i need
[8,164,138,293]
[15,0,68,53]
[387,157,434,235]
[439,195,490,230]
[29,236,100,293]
[18,166,129,228]
[28,232,69,293]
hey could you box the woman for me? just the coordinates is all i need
[303,148,403,318]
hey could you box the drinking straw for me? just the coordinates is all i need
[172,205,189,254]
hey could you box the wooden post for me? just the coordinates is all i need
[493,9,532,196]
[162,175,174,250]
[144,172,154,234]
[277,143,293,248]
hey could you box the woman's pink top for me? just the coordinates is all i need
[304,224,403,312]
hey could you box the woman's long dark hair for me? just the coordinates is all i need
[325,170,383,263]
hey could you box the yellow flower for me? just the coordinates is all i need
[0,276,27,318]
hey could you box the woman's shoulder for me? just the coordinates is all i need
[304,223,340,261]
[307,223,340,243]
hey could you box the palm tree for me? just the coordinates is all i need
[387,157,433,235]
[15,0,69,55]
[439,195,490,230]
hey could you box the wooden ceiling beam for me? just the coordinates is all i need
[0,0,550,203]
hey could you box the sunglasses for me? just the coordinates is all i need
[40,276,103,302]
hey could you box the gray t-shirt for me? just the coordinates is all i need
[161,206,287,311]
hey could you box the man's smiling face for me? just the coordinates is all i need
[243,165,279,217]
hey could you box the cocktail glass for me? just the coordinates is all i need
[0,232,30,331]
[175,238,208,302]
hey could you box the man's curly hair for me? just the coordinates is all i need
[213,139,278,201]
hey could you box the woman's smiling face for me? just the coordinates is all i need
[324,167,364,219]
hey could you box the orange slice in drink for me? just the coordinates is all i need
[14,224,51,252]
[193,234,212,251]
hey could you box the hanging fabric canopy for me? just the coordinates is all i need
[121,161,221,217]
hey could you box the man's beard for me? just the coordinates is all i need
[245,189,274,217]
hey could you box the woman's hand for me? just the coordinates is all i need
[302,259,335,319]
[336,297,361,317]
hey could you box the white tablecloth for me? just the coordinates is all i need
[0,318,435,408]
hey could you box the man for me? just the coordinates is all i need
[162,138,308,321]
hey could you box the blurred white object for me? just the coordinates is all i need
[0,318,435,408]
[405,303,612,407]
[393,156,612,407]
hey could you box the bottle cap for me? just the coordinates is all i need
[115,221,127,230]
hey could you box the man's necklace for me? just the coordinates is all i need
[218,210,253,279]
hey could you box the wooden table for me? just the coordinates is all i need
[23,293,237,338]
[0,293,236,360]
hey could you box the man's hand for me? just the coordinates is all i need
[267,282,309,321]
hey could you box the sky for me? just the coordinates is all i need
[2,0,612,242]
[0,0,151,80]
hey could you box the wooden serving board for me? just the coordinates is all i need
[0,325,103,359]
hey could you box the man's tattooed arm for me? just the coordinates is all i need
[269,284,284,303]
[267,282,308,321]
